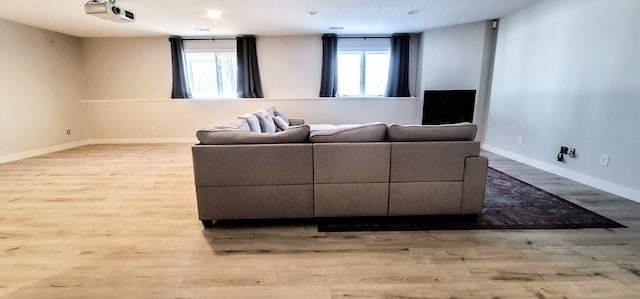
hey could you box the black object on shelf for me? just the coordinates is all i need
[422,90,476,125]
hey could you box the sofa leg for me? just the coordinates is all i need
[201,220,215,228]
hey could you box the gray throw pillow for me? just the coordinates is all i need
[267,106,277,118]
[254,110,277,133]
[275,109,290,125]
[309,122,387,143]
[238,114,261,132]
[273,115,290,130]
[387,122,478,141]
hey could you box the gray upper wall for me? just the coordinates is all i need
[485,0,640,201]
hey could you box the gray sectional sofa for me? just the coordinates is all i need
[192,107,488,228]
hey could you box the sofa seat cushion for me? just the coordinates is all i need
[308,124,363,132]
[387,122,478,141]
[309,122,387,143]
[308,124,337,131]
[197,125,310,145]
[214,118,250,131]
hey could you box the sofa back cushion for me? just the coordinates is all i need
[387,123,477,141]
[196,125,310,145]
[309,122,387,143]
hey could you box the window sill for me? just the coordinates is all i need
[81,96,419,103]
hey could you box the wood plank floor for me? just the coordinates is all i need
[1,144,639,298]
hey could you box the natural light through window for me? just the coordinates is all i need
[364,52,390,95]
[185,52,237,99]
[337,53,362,96]
[338,51,390,97]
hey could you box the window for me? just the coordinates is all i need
[337,38,390,97]
[183,39,237,99]
[337,51,390,97]
[185,52,237,98]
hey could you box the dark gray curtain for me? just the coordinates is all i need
[168,37,191,99]
[319,34,338,97]
[385,34,411,97]
[236,36,263,98]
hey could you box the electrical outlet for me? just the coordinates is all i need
[66,129,71,135]
[517,136,522,145]
[560,146,569,154]
[600,154,610,166]
[151,124,157,131]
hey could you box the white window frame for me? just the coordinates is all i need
[337,37,391,98]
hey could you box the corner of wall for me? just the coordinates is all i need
[0,140,90,164]
[482,144,640,204]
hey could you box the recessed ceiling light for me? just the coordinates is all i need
[309,10,318,15]
[329,26,344,30]
[207,10,222,18]
[408,10,419,15]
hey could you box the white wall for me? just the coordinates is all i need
[82,37,172,99]
[257,36,322,98]
[485,0,640,201]
[84,98,419,142]
[422,22,487,90]
[420,21,496,139]
[81,35,421,141]
[0,19,86,161]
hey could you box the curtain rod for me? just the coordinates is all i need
[182,37,236,41]
[338,36,391,39]
[182,36,393,40]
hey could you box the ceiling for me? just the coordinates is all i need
[0,0,541,38]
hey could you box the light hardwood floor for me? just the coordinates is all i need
[1,144,639,298]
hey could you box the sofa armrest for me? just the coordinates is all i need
[460,155,489,214]
[289,118,305,126]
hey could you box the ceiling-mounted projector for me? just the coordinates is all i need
[85,0,135,23]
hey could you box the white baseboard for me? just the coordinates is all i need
[5,139,639,204]
[0,140,90,164]
[88,138,197,144]
[482,144,640,204]
[1,138,196,165]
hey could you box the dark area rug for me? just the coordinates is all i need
[317,168,626,232]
